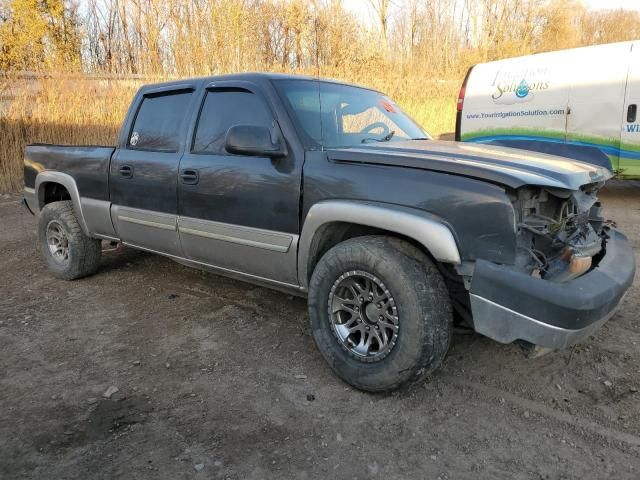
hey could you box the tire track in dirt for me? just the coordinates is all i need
[449,376,640,449]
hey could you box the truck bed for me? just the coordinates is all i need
[24,144,115,201]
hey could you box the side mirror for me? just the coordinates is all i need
[224,125,287,157]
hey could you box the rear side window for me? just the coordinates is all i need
[128,90,193,152]
[192,89,273,154]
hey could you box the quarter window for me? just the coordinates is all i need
[128,90,193,152]
[193,89,273,154]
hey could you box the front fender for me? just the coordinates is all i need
[298,200,461,287]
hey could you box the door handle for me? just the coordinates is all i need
[119,165,133,178]
[180,169,199,185]
[628,104,637,123]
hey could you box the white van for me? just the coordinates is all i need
[455,41,640,178]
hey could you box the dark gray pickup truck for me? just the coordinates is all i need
[23,73,635,391]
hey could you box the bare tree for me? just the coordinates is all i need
[368,0,393,48]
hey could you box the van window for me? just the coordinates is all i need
[128,91,193,152]
[192,89,273,154]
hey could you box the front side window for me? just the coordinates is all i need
[274,79,429,148]
[128,90,193,152]
[192,89,273,154]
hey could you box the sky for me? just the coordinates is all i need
[583,0,640,9]
[343,0,640,19]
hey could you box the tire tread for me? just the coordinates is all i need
[308,235,452,392]
[38,200,101,280]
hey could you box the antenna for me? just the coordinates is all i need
[313,2,323,150]
[314,2,320,80]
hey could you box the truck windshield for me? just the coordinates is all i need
[274,79,429,148]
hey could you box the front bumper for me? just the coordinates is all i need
[469,229,635,349]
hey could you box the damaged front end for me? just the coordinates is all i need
[467,179,634,353]
[511,182,609,283]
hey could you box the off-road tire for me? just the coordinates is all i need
[308,236,452,392]
[38,200,101,280]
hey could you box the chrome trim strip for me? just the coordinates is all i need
[298,200,461,286]
[94,234,120,242]
[178,217,294,253]
[179,227,290,251]
[119,215,176,231]
[121,241,303,292]
[470,293,621,349]
[114,206,177,231]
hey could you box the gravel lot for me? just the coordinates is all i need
[1,181,640,480]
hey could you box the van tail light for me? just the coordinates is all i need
[456,85,466,112]
[455,66,474,142]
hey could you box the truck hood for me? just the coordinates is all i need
[327,140,612,190]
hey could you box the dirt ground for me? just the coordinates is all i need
[2,182,640,480]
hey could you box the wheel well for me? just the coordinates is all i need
[39,182,71,209]
[306,222,438,282]
[305,221,471,326]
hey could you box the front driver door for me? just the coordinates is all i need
[177,83,302,285]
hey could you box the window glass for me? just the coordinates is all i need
[275,80,429,148]
[342,105,403,135]
[277,83,322,142]
[128,90,193,152]
[193,89,273,154]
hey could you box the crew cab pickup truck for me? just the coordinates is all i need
[23,73,635,392]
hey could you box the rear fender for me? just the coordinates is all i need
[35,171,90,236]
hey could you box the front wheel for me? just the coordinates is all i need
[308,236,452,392]
[37,200,101,280]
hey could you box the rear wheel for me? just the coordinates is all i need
[38,201,101,280]
[308,236,452,392]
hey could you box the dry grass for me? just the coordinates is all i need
[0,73,459,192]
[0,76,139,191]
[403,95,458,140]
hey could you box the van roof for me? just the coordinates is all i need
[479,40,635,65]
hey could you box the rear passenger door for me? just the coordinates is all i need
[110,86,196,255]
[177,82,302,285]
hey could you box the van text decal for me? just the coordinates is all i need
[466,108,565,120]
[491,67,550,105]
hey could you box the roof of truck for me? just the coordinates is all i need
[138,72,382,94]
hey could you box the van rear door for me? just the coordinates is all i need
[621,42,640,177]
[565,42,631,174]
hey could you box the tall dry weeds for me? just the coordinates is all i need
[0,75,140,191]
[0,72,458,192]
[2,0,640,192]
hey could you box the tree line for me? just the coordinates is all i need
[2,0,640,78]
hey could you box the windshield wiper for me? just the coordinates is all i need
[362,130,395,144]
